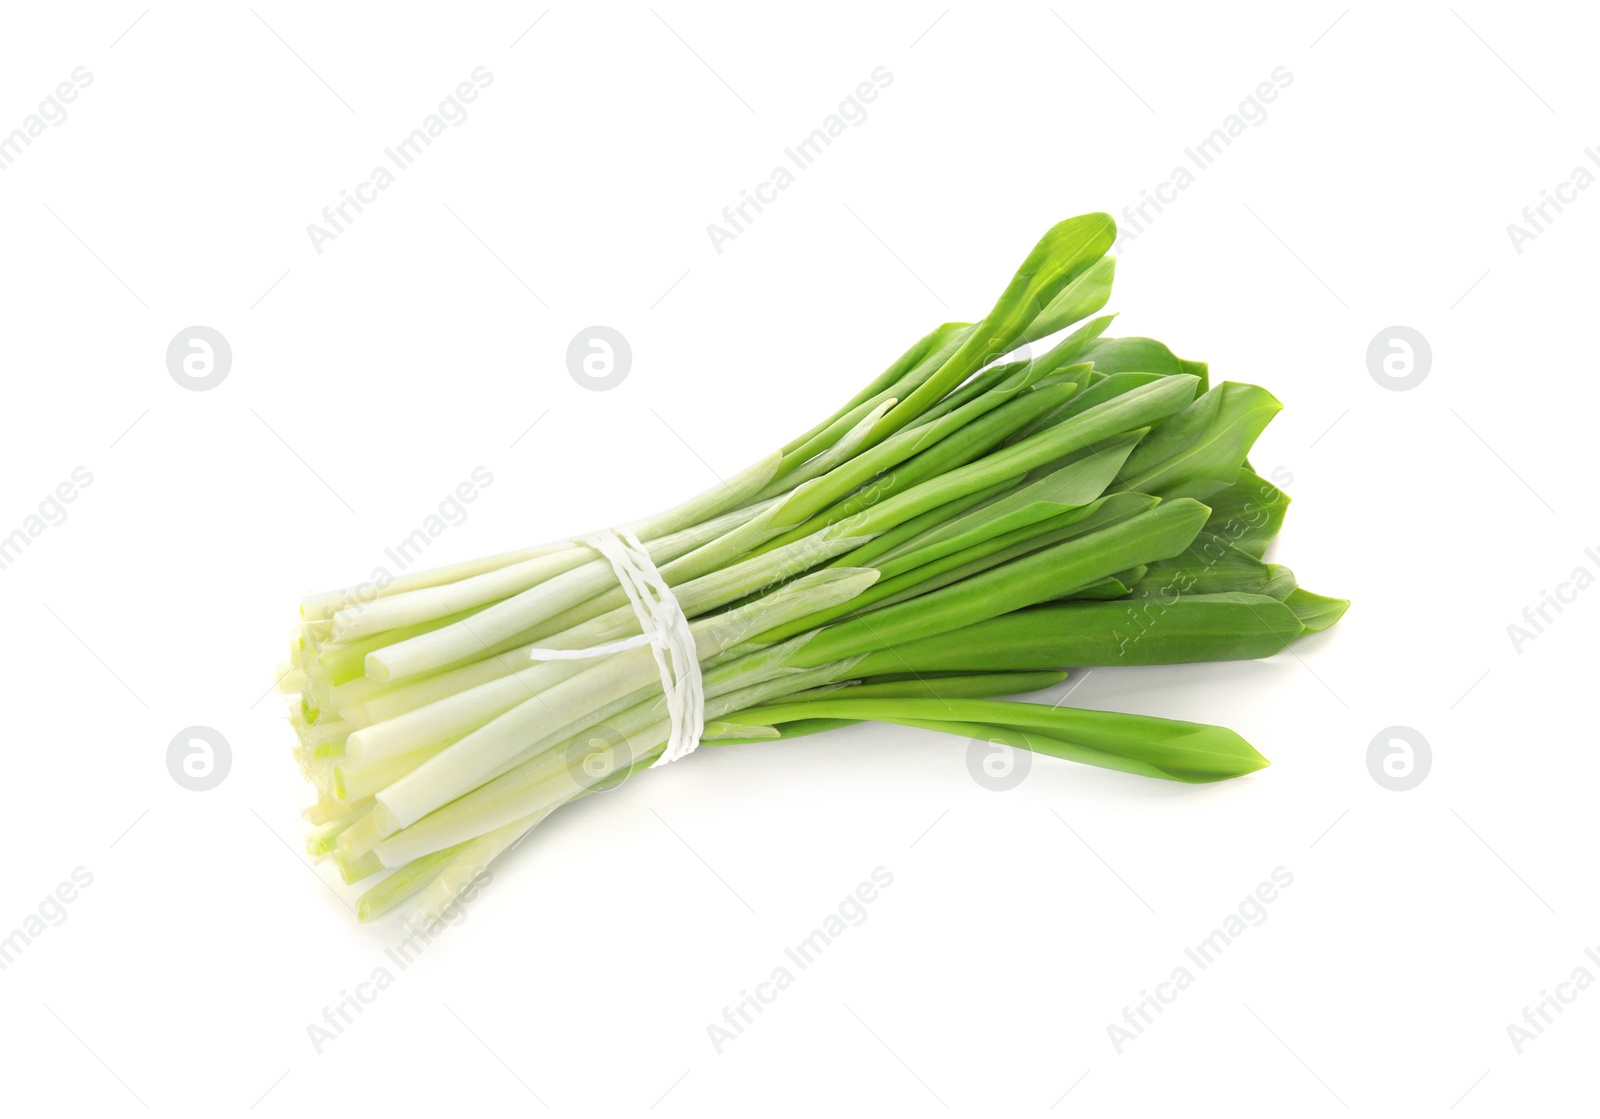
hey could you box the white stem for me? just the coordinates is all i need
[403,813,549,929]
[372,657,858,866]
[301,542,574,620]
[330,549,593,643]
[338,642,547,727]
[336,741,450,801]
[374,569,876,830]
[336,524,855,728]
[363,499,782,682]
[345,656,593,768]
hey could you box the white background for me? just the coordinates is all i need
[0,2,1593,1115]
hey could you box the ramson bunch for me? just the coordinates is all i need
[279,213,1346,925]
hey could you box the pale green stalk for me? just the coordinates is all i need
[373,569,879,830]
[346,533,872,766]
[372,658,861,866]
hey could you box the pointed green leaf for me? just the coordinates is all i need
[1197,467,1290,561]
[1283,587,1349,632]
[873,213,1117,437]
[1017,256,1118,347]
[1115,382,1283,501]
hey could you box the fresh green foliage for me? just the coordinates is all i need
[279,213,1346,924]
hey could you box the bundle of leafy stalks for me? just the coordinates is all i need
[281,212,1345,924]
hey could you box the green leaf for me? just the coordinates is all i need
[705,717,860,745]
[1081,335,1209,392]
[883,430,1142,564]
[1083,336,1185,374]
[1033,314,1117,374]
[805,670,1069,701]
[816,492,1156,629]
[1139,540,1297,601]
[1057,565,1147,600]
[765,375,1085,547]
[1196,467,1290,561]
[863,591,1305,673]
[1283,587,1349,632]
[728,696,1270,783]
[1017,256,1118,347]
[1011,370,1166,444]
[794,498,1212,665]
[1115,382,1283,501]
[873,213,1117,438]
[1131,464,1302,604]
[1179,357,1210,394]
[794,374,1197,550]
